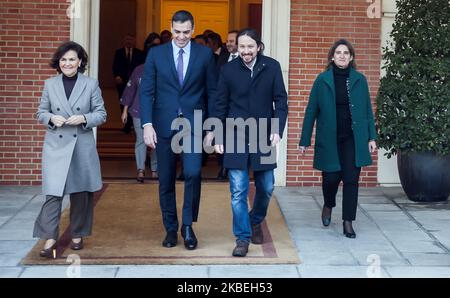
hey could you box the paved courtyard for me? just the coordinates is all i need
[0,185,449,278]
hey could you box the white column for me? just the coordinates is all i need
[70,0,100,79]
[262,0,291,186]
[378,0,400,186]
[70,0,101,139]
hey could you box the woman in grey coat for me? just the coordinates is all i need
[34,41,107,258]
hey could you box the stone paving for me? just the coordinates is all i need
[0,185,449,278]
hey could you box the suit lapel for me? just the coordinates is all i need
[55,74,74,116]
[69,73,87,108]
[166,42,180,89]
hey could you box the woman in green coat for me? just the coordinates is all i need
[299,39,377,238]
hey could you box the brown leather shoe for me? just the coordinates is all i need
[70,238,84,250]
[137,169,145,183]
[251,224,264,244]
[232,240,249,257]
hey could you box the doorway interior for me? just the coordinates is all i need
[97,0,262,181]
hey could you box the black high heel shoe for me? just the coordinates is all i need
[39,241,57,259]
[321,206,332,226]
[70,238,84,250]
[343,221,356,238]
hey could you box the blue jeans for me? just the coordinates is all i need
[228,169,274,242]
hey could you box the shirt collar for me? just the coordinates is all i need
[244,56,257,71]
[172,40,191,56]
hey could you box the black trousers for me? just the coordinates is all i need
[322,135,361,221]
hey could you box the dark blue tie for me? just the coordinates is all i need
[177,48,184,86]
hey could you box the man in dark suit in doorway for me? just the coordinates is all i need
[140,10,217,250]
[113,34,144,133]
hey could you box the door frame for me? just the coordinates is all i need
[71,0,291,186]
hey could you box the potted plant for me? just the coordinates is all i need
[376,0,450,202]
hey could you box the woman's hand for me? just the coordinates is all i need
[50,115,66,127]
[299,146,308,155]
[121,108,128,124]
[65,115,86,126]
[368,140,377,153]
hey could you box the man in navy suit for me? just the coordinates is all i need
[140,10,217,250]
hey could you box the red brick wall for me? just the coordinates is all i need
[0,0,70,185]
[287,0,381,186]
[0,0,381,186]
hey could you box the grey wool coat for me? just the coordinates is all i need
[36,73,107,197]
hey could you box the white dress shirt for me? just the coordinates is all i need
[172,40,191,78]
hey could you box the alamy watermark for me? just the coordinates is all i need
[66,254,81,278]
[169,110,279,165]
[66,0,82,19]
[366,0,381,19]
[366,254,381,278]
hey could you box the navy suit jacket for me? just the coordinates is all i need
[140,42,217,138]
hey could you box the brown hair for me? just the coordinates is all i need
[326,39,357,70]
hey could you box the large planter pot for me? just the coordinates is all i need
[397,151,450,202]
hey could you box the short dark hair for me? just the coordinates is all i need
[194,34,207,43]
[237,28,265,54]
[160,30,171,37]
[172,10,194,27]
[228,30,239,35]
[207,32,223,47]
[326,39,357,70]
[203,29,214,37]
[50,41,88,73]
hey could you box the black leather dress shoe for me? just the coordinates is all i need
[162,231,177,248]
[181,225,198,250]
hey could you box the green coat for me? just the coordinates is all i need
[299,67,377,172]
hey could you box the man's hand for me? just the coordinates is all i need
[143,125,157,149]
[65,115,86,126]
[214,144,224,154]
[270,133,281,146]
[204,131,214,147]
[115,76,123,85]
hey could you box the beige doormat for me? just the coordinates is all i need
[22,183,300,265]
